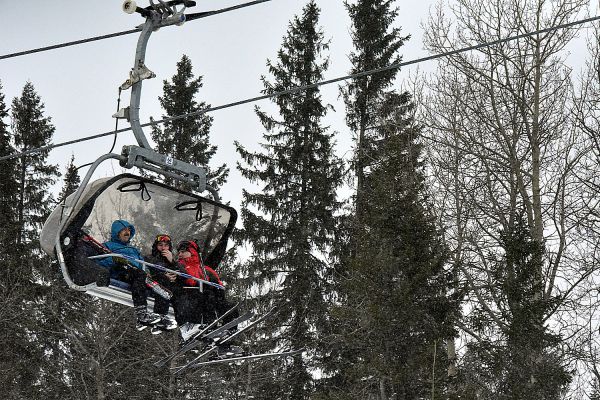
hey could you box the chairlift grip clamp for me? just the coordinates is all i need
[120,145,207,191]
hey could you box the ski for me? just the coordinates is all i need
[201,310,254,341]
[156,310,253,368]
[182,349,303,369]
[172,307,275,375]
[154,303,244,367]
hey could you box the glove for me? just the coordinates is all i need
[112,255,128,266]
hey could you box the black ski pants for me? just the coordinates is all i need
[113,266,148,308]
[152,274,181,316]
[174,286,239,329]
[71,240,111,287]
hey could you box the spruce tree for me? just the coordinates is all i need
[498,220,570,399]
[323,91,458,399]
[324,2,412,388]
[58,154,81,202]
[3,81,60,398]
[317,2,460,398]
[235,2,341,398]
[342,0,408,224]
[459,219,571,399]
[12,81,59,247]
[151,54,228,188]
[0,80,18,252]
[0,81,26,398]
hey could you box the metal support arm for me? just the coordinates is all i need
[117,1,211,194]
[120,1,189,149]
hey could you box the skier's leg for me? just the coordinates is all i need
[126,268,160,330]
[201,287,219,324]
[175,289,202,324]
[128,268,148,308]
[150,275,177,333]
[176,289,211,342]
[215,289,239,332]
[153,295,170,315]
[152,274,173,315]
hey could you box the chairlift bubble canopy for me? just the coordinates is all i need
[41,173,236,306]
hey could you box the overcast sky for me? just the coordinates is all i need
[1,0,446,211]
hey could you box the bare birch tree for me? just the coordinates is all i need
[566,21,600,397]
[421,0,592,397]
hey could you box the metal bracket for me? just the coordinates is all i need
[120,145,207,190]
[120,62,156,90]
[112,106,130,120]
[116,1,209,191]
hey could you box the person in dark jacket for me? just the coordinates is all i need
[97,220,160,330]
[69,232,111,287]
[144,234,179,334]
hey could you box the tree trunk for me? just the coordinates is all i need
[17,158,26,246]
[356,106,367,228]
[531,30,544,302]
[379,377,388,400]
[245,363,252,400]
[94,359,105,400]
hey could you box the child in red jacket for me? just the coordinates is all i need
[176,240,239,351]
[177,240,222,287]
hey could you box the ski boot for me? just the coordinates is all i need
[151,314,177,335]
[179,322,206,343]
[135,306,161,331]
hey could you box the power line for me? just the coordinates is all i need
[1,14,598,162]
[0,0,272,61]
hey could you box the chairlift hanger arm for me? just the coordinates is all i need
[121,0,193,149]
[119,0,211,193]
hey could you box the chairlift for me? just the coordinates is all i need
[40,0,236,309]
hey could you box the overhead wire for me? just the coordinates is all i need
[0,14,599,162]
[0,29,141,61]
[0,0,272,61]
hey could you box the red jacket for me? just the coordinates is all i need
[178,247,222,286]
